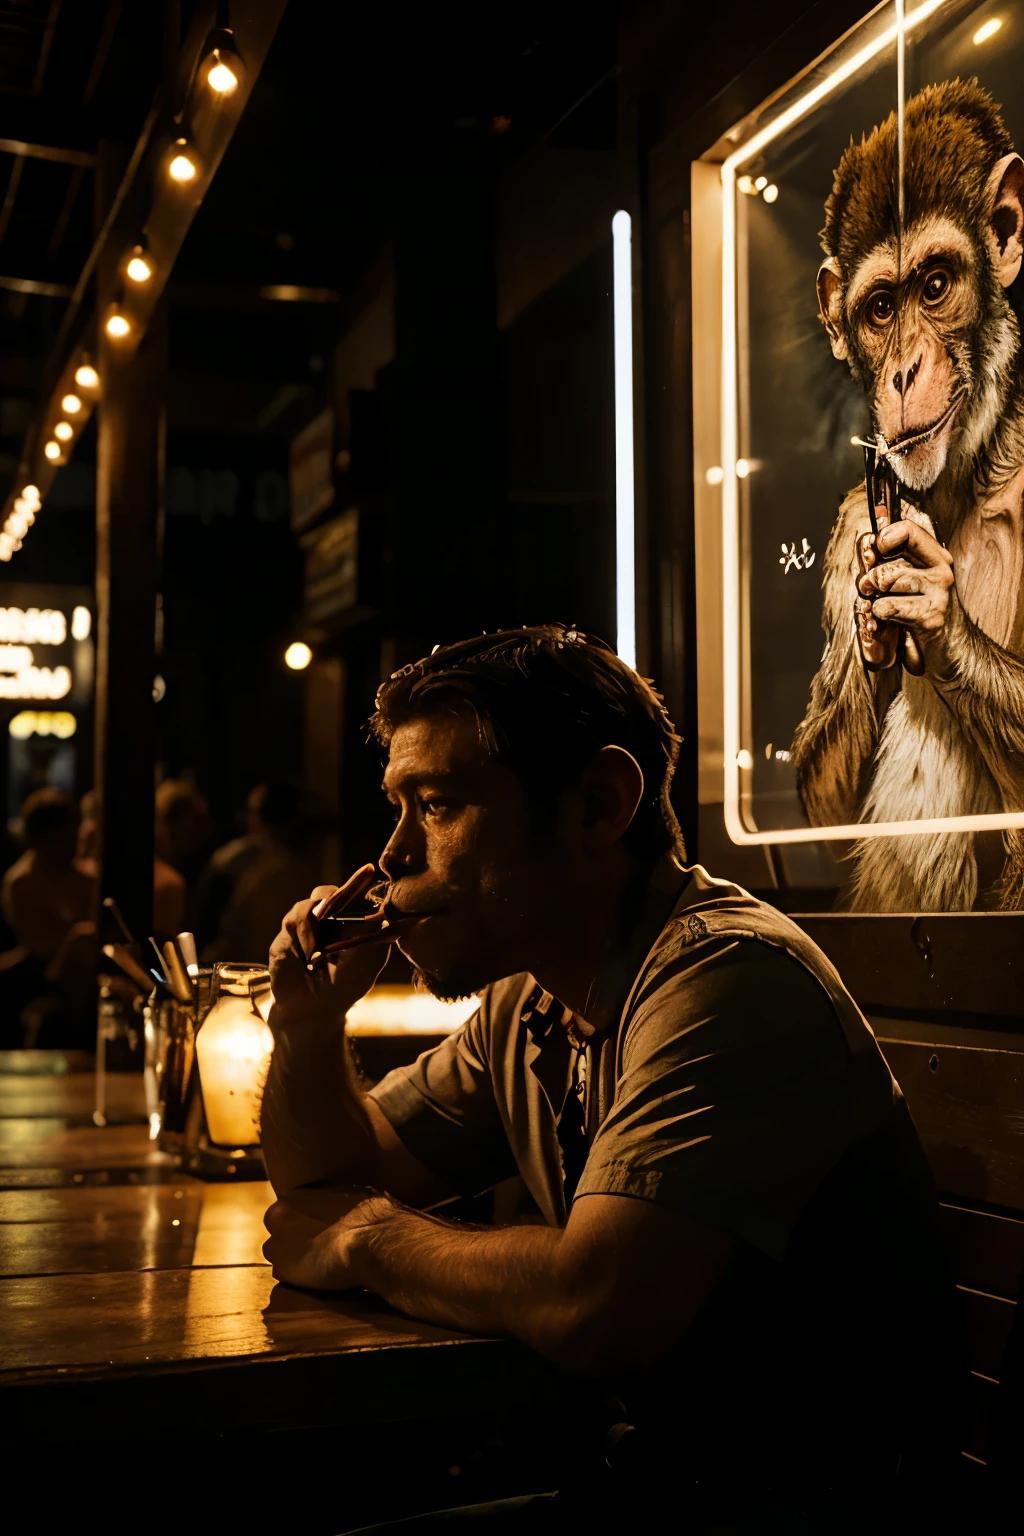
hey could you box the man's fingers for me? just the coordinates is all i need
[311,864,378,920]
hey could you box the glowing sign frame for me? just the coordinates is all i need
[715,0,1024,845]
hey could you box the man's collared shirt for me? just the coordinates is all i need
[369,861,961,1509]
[369,861,900,1251]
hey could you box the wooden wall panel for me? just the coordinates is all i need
[876,1030,1024,1212]
[796,914,1024,1018]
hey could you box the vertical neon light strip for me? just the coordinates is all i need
[612,209,636,670]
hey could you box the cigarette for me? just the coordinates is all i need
[305,918,411,971]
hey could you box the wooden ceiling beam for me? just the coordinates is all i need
[0,136,96,168]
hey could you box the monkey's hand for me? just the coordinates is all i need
[858,512,957,665]
[855,512,902,670]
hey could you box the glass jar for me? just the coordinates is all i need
[194,963,274,1148]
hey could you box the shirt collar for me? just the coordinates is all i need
[574,852,690,1038]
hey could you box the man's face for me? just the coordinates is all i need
[379,712,561,999]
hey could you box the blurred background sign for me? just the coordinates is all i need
[289,408,336,532]
[303,509,359,626]
[0,582,94,822]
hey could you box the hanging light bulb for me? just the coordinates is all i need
[54,421,73,442]
[22,485,40,506]
[126,241,152,283]
[61,393,82,414]
[44,441,61,461]
[168,139,198,183]
[74,363,99,390]
[208,50,239,93]
[204,24,242,95]
[106,310,130,339]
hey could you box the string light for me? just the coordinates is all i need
[205,26,241,96]
[74,363,99,390]
[105,310,130,339]
[168,139,198,183]
[54,421,73,442]
[1,482,42,561]
[208,50,239,93]
[44,441,61,461]
[61,393,82,414]
[126,242,153,283]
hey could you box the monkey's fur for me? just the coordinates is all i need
[793,81,1024,911]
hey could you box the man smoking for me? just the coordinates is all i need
[262,624,960,1532]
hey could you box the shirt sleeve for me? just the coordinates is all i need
[367,983,520,1196]
[575,938,859,1261]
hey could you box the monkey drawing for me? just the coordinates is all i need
[792,79,1024,911]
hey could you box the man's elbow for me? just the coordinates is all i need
[527,1296,679,1378]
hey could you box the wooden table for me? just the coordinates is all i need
[0,1058,562,1454]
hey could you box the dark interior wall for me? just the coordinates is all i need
[159,429,305,833]
[329,74,623,867]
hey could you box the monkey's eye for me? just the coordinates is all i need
[922,268,951,305]
[867,290,895,326]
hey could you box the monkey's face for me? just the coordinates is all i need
[845,219,977,490]
[817,151,1024,491]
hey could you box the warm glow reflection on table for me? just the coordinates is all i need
[345,985,478,1037]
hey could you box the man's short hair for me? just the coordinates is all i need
[370,624,684,863]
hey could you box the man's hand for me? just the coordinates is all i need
[268,864,389,1028]
[263,1188,391,1290]
[857,513,958,660]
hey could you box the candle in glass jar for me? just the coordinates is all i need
[195,990,274,1147]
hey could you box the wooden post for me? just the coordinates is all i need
[93,302,165,937]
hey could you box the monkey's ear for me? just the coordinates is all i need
[816,257,848,360]
[985,152,1024,288]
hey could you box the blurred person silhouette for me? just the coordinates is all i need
[155,777,212,910]
[77,791,186,935]
[2,789,93,961]
[202,782,320,963]
[0,790,95,1046]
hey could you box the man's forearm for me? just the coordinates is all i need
[260,1009,376,1198]
[353,1201,581,1363]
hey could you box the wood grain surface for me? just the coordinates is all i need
[0,1070,145,1122]
[0,1121,170,1171]
[0,1179,272,1276]
[0,1264,469,1376]
[0,1058,563,1447]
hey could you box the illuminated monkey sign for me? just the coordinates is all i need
[793,80,1024,912]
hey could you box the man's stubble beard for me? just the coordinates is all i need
[411,965,480,1005]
